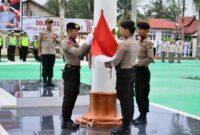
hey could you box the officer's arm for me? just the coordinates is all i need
[62,41,90,57]
[138,42,154,66]
[113,43,126,66]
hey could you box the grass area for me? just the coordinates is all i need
[0,58,200,117]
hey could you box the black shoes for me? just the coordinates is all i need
[47,81,55,87]
[111,126,130,135]
[43,78,55,87]
[43,79,48,87]
[61,119,79,130]
[132,116,147,125]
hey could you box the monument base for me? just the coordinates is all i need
[76,91,122,128]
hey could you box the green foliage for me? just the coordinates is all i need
[65,0,94,19]
[193,0,200,11]
[45,0,93,19]
[117,0,132,20]
[45,0,60,16]
[144,0,182,21]
[165,0,182,21]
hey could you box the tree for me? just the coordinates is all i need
[65,0,94,19]
[150,0,167,18]
[165,0,182,21]
[45,0,60,16]
[117,0,132,20]
[193,0,200,58]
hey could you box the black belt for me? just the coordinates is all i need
[65,64,80,70]
[116,68,133,73]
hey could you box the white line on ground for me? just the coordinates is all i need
[150,102,200,120]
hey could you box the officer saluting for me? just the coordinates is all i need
[38,18,58,87]
[61,22,93,129]
[105,20,139,134]
[133,22,154,125]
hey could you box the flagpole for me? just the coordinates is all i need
[76,0,122,128]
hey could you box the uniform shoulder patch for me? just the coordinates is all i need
[146,42,153,49]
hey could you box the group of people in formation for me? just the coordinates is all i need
[160,40,184,63]
[0,32,39,62]
[154,40,192,63]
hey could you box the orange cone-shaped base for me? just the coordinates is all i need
[76,91,122,128]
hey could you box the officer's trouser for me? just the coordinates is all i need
[153,47,156,58]
[7,46,9,60]
[130,67,136,120]
[33,49,39,61]
[135,67,150,115]
[41,54,55,81]
[21,46,28,62]
[0,46,2,60]
[18,47,22,60]
[161,51,166,62]
[177,53,181,63]
[116,68,132,127]
[172,52,175,62]
[168,52,173,63]
[62,65,80,121]
[9,46,16,61]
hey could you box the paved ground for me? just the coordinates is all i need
[0,105,200,135]
[0,58,200,117]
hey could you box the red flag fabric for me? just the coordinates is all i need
[92,11,118,57]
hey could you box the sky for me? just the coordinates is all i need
[34,0,197,17]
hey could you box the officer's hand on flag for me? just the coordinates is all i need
[85,33,93,46]
[104,61,113,68]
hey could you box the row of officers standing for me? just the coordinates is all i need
[160,40,184,63]
[0,32,39,62]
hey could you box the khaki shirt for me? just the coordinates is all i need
[38,30,58,55]
[160,42,168,52]
[176,43,183,54]
[168,44,176,53]
[62,38,90,66]
[137,37,154,67]
[114,36,139,69]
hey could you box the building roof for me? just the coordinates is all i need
[178,16,198,35]
[22,0,57,16]
[149,18,176,30]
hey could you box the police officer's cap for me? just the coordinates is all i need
[2,0,11,6]
[45,18,53,24]
[121,20,136,34]
[8,32,11,35]
[137,22,150,30]
[11,31,14,33]
[66,22,80,31]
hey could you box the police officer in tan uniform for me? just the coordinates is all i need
[160,40,168,62]
[168,41,175,63]
[61,22,93,129]
[133,22,154,125]
[176,41,183,63]
[105,20,139,134]
[38,18,58,87]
